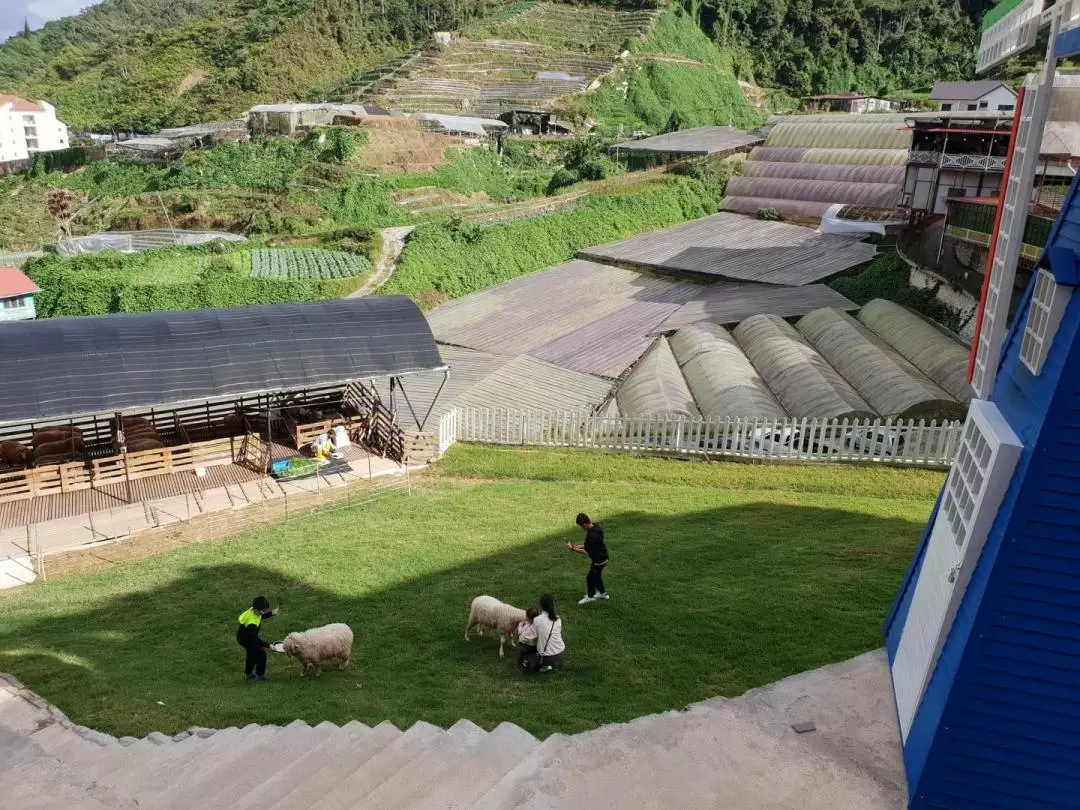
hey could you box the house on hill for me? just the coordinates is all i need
[0,95,69,162]
[0,267,40,321]
[800,92,896,114]
[930,80,1016,112]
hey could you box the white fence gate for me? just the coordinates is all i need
[437,408,964,467]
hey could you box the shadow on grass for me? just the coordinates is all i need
[0,502,920,739]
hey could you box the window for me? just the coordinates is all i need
[941,103,953,111]
[967,103,978,111]
[978,101,989,109]
[1020,267,1073,374]
[21,115,33,124]
[998,104,1015,111]
[3,298,26,309]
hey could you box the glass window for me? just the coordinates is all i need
[1020,268,1073,375]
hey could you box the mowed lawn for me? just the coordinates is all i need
[0,446,944,739]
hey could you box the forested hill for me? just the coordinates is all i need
[0,0,997,132]
[702,0,997,96]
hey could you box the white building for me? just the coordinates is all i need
[0,95,69,162]
[930,80,1017,112]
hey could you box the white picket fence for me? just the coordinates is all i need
[437,408,964,467]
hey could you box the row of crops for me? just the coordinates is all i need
[250,249,373,280]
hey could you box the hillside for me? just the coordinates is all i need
[1,0,998,133]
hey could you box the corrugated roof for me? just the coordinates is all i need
[412,112,508,135]
[372,344,510,428]
[0,95,45,112]
[726,176,902,208]
[577,213,877,286]
[530,300,682,378]
[720,198,837,219]
[653,282,858,331]
[670,323,787,419]
[857,299,973,404]
[616,337,700,417]
[733,314,875,420]
[797,308,964,420]
[766,122,912,150]
[427,259,699,356]
[611,126,763,156]
[930,80,1012,101]
[0,299,446,425]
[741,161,905,185]
[747,146,910,166]
[0,267,40,299]
[454,355,612,412]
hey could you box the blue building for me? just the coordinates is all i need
[0,266,39,321]
[885,9,1080,803]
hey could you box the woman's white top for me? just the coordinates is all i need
[533,613,565,656]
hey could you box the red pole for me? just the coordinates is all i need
[968,85,1025,382]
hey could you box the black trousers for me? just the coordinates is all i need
[241,642,267,676]
[586,562,607,597]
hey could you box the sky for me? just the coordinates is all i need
[0,0,102,43]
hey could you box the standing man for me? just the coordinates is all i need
[566,512,609,605]
[236,596,278,682]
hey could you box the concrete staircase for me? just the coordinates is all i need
[0,652,907,809]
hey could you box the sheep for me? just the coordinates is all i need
[31,427,82,447]
[464,595,527,659]
[125,437,165,453]
[281,623,353,677]
[0,440,32,469]
[34,440,83,462]
[110,416,150,431]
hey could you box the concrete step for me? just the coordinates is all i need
[163,720,332,810]
[413,722,542,809]
[260,720,401,810]
[103,726,243,798]
[473,734,569,810]
[26,722,106,764]
[0,689,50,735]
[306,721,445,809]
[139,724,285,803]
[361,719,487,808]
[81,734,177,782]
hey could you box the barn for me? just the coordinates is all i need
[0,298,447,510]
[884,13,1080,803]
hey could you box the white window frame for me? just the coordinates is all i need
[1020,267,1073,375]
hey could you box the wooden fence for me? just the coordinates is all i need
[437,408,965,467]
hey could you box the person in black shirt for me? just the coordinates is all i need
[566,512,610,605]
[236,596,278,682]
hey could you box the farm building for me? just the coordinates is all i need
[577,212,877,285]
[0,267,39,321]
[723,114,912,220]
[796,308,965,421]
[609,126,764,169]
[615,338,699,418]
[0,298,447,518]
[885,10,1080,807]
[410,112,508,138]
[800,92,897,114]
[246,103,390,136]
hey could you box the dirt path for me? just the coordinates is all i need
[348,225,414,298]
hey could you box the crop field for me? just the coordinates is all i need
[250,249,372,280]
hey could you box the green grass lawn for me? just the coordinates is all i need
[0,446,942,739]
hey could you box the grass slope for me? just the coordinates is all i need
[0,445,940,739]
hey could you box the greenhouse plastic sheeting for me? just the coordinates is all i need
[56,230,246,256]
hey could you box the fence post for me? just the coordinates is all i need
[521,411,528,446]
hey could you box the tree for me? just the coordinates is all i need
[46,189,74,240]
[23,17,31,37]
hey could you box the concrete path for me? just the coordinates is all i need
[348,226,414,298]
[0,651,907,808]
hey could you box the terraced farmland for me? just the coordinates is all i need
[250,249,372,280]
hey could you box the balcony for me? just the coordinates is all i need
[908,150,1009,170]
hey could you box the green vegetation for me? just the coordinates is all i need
[250,248,371,279]
[393,147,547,203]
[828,249,967,333]
[25,243,370,317]
[383,175,715,306]
[0,445,940,738]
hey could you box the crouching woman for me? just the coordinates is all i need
[528,594,565,673]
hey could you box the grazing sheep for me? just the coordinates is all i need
[281,623,353,677]
[0,440,32,469]
[465,595,527,658]
[31,427,83,447]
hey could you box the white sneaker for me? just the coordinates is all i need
[578,595,595,605]
[595,592,610,600]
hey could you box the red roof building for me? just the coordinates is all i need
[0,267,40,321]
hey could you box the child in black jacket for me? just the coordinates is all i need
[236,596,278,681]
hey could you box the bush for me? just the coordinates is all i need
[382,177,715,305]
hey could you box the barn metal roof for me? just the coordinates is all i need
[453,355,613,413]
[577,213,877,285]
[0,299,446,425]
[616,337,700,417]
[611,126,763,156]
[653,282,858,331]
[427,259,699,358]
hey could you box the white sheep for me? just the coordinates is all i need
[464,595,526,658]
[281,623,353,677]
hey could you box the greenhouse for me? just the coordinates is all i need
[669,323,787,420]
[615,338,700,417]
[856,299,973,404]
[796,308,965,421]
[733,314,876,420]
